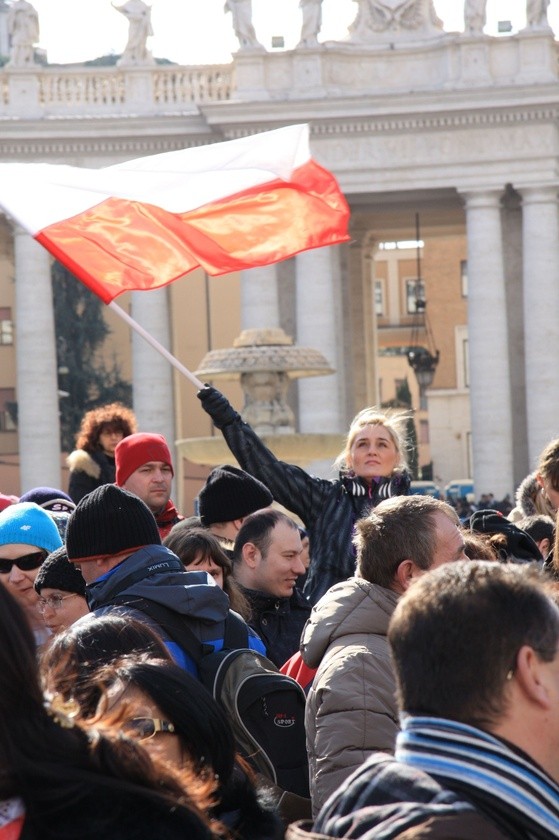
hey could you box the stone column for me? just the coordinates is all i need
[461,190,514,497]
[13,229,61,490]
[241,265,279,330]
[295,246,342,476]
[131,289,176,459]
[519,186,559,464]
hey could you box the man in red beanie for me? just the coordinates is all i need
[115,432,183,538]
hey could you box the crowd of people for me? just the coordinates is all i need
[0,389,558,838]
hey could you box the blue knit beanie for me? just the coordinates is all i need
[0,502,63,553]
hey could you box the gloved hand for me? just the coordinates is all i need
[197,385,239,429]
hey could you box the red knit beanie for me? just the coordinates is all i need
[115,433,173,486]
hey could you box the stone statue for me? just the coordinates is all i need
[224,0,263,50]
[297,0,323,48]
[7,0,39,67]
[113,0,155,66]
[350,0,443,40]
[526,0,550,28]
[464,0,487,35]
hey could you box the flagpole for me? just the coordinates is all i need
[108,300,205,390]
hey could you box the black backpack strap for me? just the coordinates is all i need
[223,609,250,649]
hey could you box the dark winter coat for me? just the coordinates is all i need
[240,585,311,667]
[286,752,512,840]
[85,544,265,674]
[67,448,116,503]
[197,387,410,604]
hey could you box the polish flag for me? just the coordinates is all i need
[0,124,350,304]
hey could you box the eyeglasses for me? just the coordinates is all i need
[0,551,46,574]
[122,717,176,741]
[37,593,79,613]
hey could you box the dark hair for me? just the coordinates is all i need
[101,657,235,782]
[40,614,171,717]
[515,514,555,546]
[0,585,216,839]
[75,403,137,453]
[164,526,251,619]
[388,560,559,727]
[233,509,299,562]
[354,496,459,587]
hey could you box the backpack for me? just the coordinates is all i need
[111,595,310,799]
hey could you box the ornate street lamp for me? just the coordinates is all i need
[406,215,439,405]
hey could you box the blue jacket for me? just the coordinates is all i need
[86,544,265,674]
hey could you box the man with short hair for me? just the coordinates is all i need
[198,464,273,557]
[115,432,183,538]
[65,484,264,675]
[303,495,466,815]
[233,508,310,666]
[308,561,559,839]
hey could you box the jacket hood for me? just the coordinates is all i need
[513,471,555,519]
[301,577,399,668]
[86,544,230,628]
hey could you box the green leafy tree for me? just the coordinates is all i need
[52,262,132,452]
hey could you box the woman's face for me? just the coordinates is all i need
[37,587,89,634]
[98,425,124,456]
[111,684,183,768]
[185,552,224,589]
[347,424,399,483]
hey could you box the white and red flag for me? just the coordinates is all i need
[0,124,350,304]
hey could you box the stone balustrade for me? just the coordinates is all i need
[0,63,234,117]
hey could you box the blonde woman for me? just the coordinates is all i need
[198,386,411,603]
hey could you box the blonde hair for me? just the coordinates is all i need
[335,406,411,476]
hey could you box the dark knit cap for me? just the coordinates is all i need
[34,546,87,596]
[66,484,161,561]
[198,464,273,526]
[19,486,76,513]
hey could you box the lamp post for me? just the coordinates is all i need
[407,346,439,409]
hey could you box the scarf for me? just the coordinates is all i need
[396,716,559,839]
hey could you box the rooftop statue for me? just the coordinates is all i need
[297,0,323,48]
[349,0,444,42]
[113,0,155,66]
[464,0,487,35]
[6,0,39,67]
[224,0,264,50]
[526,0,551,29]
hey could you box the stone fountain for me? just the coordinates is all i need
[177,327,346,468]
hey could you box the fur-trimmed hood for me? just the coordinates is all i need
[509,471,555,521]
[66,449,101,479]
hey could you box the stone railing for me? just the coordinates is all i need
[0,63,234,118]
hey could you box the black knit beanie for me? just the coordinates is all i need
[66,484,161,561]
[34,546,87,596]
[198,464,273,526]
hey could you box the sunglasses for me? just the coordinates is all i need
[122,717,176,741]
[0,551,47,574]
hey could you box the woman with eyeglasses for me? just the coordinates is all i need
[0,502,63,644]
[34,546,89,634]
[0,581,225,840]
[99,657,283,839]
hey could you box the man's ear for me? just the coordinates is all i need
[393,559,415,593]
[241,542,260,569]
[514,645,555,711]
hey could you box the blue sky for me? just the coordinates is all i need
[30,0,558,66]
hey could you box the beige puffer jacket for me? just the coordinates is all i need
[301,578,400,816]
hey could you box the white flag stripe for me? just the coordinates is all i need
[0,124,310,235]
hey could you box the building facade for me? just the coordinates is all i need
[0,2,558,509]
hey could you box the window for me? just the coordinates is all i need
[0,388,16,432]
[0,308,13,345]
[374,280,384,316]
[461,260,468,297]
[463,338,470,387]
[406,278,425,314]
